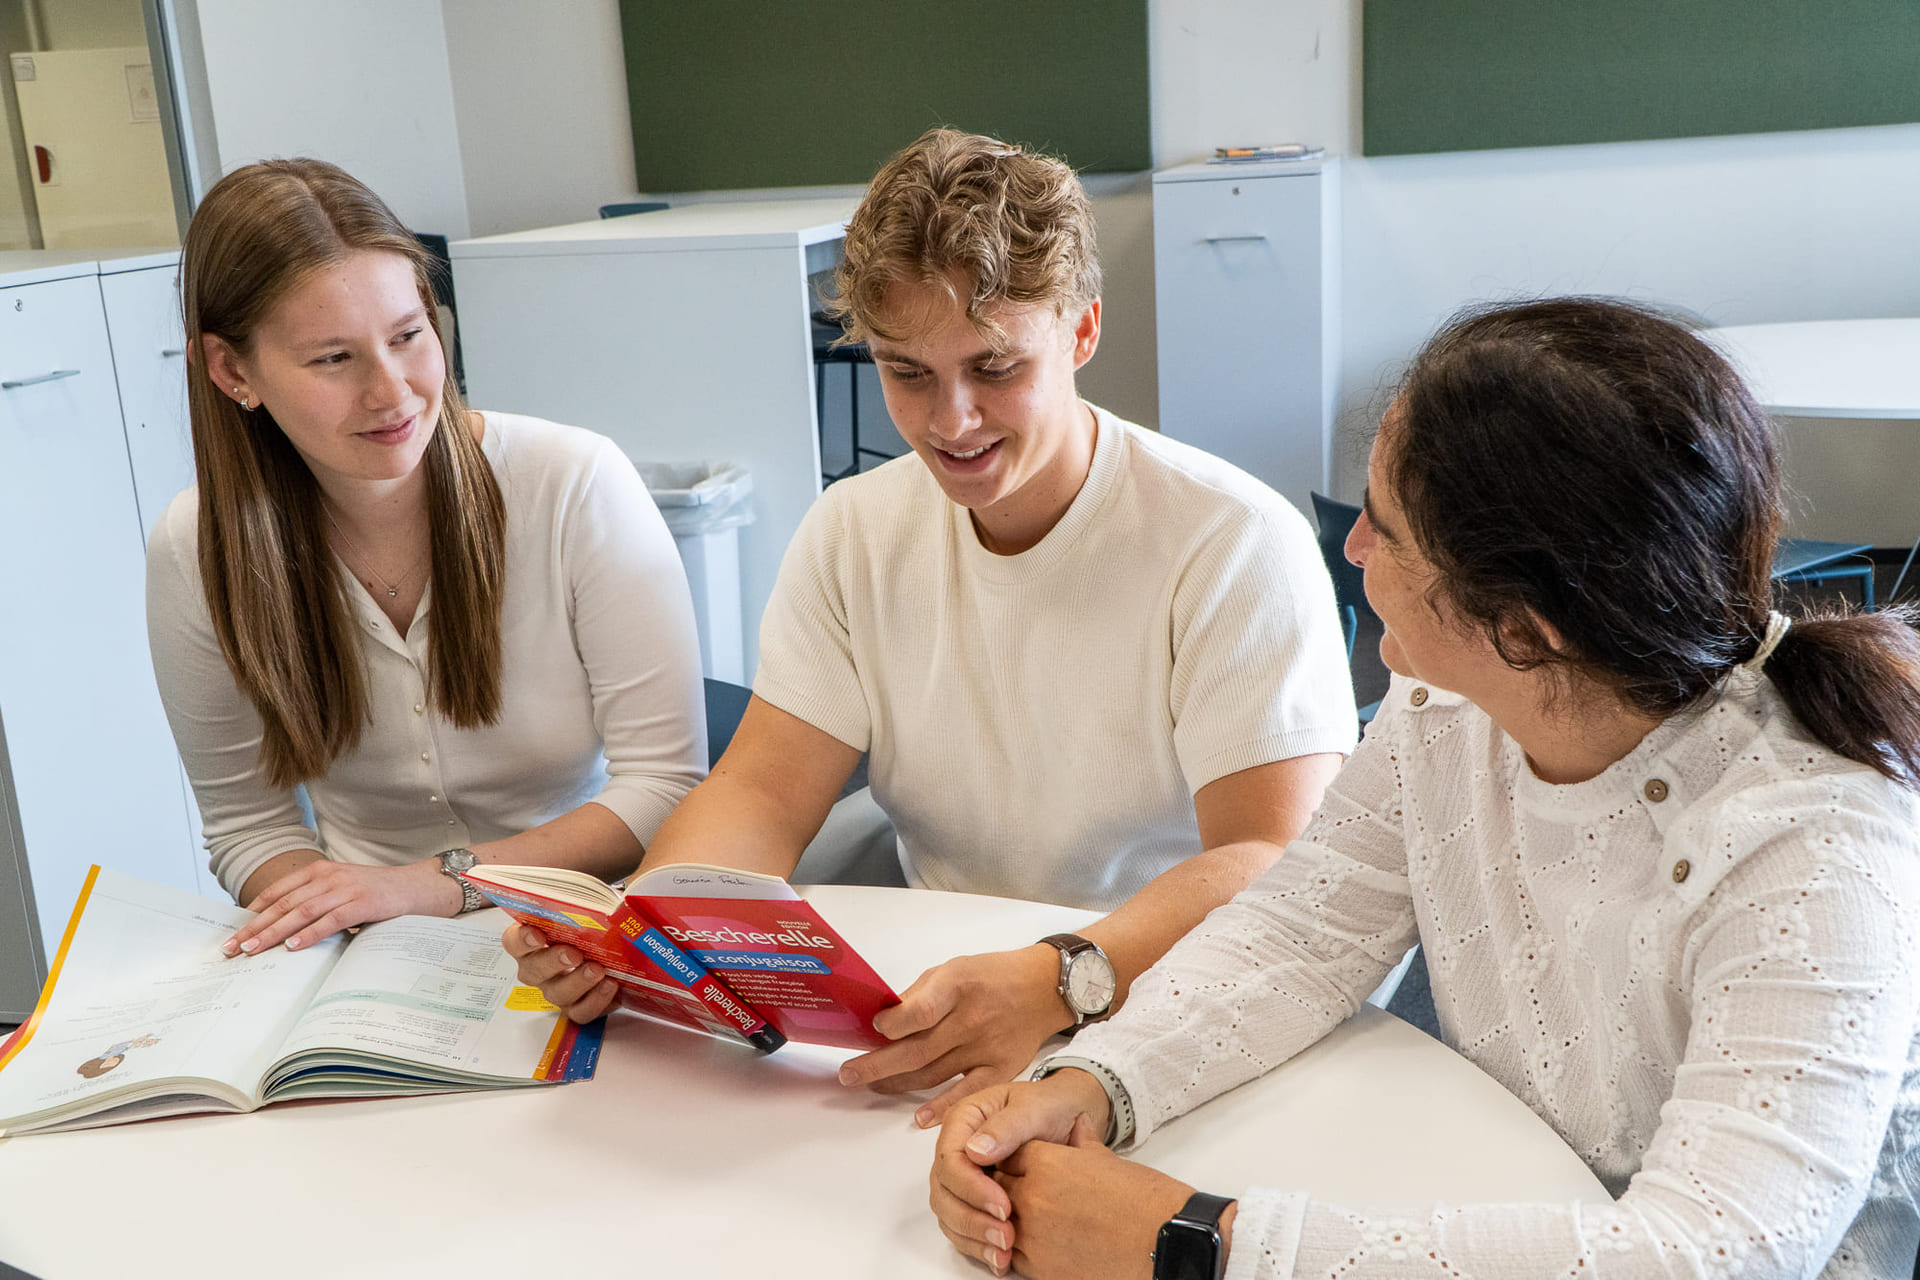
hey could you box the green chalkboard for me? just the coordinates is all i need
[618,2,1150,190]
[1364,1,1920,156]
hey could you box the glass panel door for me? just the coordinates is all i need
[2,0,186,251]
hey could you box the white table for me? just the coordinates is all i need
[1706,318,1920,420]
[0,886,1608,1279]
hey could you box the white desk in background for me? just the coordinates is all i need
[1706,318,1920,419]
[449,200,860,681]
[1707,318,1920,591]
[0,885,1608,1280]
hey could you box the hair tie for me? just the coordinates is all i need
[1743,610,1791,671]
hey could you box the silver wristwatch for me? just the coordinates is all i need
[437,848,487,914]
[1040,933,1117,1026]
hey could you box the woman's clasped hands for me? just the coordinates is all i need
[930,1070,1218,1279]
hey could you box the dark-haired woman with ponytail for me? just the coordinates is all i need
[148,159,705,957]
[929,298,1920,1279]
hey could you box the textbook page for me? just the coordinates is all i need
[268,912,562,1083]
[0,870,341,1123]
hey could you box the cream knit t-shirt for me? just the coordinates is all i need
[754,406,1358,910]
[1069,670,1920,1278]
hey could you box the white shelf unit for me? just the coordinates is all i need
[449,199,858,680]
[0,250,204,1019]
[1152,158,1340,517]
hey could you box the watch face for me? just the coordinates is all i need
[1065,950,1117,1015]
[1153,1221,1222,1280]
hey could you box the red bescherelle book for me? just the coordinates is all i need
[462,862,900,1053]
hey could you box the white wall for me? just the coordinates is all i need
[1150,0,1358,166]
[189,0,470,237]
[1076,174,1158,429]
[441,0,635,237]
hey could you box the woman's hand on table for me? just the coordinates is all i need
[931,1072,1205,1278]
[502,924,620,1023]
[223,858,457,956]
[837,944,1075,1125]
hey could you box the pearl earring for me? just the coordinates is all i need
[233,386,250,410]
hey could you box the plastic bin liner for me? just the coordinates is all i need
[638,462,755,536]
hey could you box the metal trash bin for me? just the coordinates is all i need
[639,463,753,684]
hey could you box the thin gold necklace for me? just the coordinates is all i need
[323,505,427,600]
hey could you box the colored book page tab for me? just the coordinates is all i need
[506,985,560,1012]
[533,1015,570,1080]
[555,1017,604,1081]
[532,1017,603,1082]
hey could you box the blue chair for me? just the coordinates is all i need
[597,201,668,219]
[1772,538,1875,609]
[702,678,752,769]
[704,677,869,796]
[1309,493,1382,724]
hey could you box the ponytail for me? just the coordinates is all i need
[1762,605,1920,788]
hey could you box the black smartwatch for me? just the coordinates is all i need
[1152,1191,1236,1280]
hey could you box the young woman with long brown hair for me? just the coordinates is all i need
[930,298,1920,1279]
[147,158,704,956]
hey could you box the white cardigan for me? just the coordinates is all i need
[1067,670,1920,1279]
[147,412,707,897]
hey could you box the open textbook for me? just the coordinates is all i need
[0,868,599,1136]
[465,862,900,1052]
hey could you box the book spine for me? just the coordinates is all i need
[614,909,786,1053]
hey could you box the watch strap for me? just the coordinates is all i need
[1030,1054,1136,1148]
[1172,1191,1236,1228]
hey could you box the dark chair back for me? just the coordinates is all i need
[703,677,752,769]
[410,231,464,394]
[1309,492,1367,614]
[1310,492,1386,723]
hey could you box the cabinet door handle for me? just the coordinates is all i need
[160,348,184,358]
[1202,234,1269,244]
[1,369,80,389]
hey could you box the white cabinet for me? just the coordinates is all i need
[450,200,856,679]
[1152,159,1339,517]
[0,253,201,1011]
[101,253,195,542]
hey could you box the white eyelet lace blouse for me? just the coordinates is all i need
[1066,669,1920,1279]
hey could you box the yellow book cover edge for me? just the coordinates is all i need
[0,863,101,1073]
